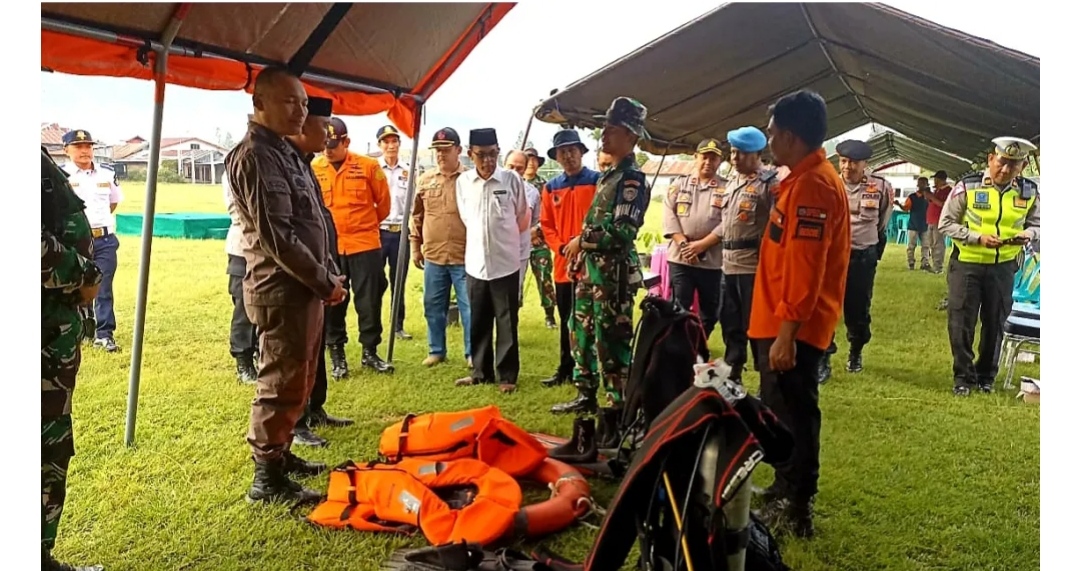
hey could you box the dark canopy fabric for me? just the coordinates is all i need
[41,2,515,136]
[828,130,973,178]
[534,2,1039,157]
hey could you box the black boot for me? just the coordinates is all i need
[43,548,104,571]
[308,406,354,427]
[595,407,622,450]
[282,450,327,476]
[328,344,349,379]
[362,347,394,373]
[550,385,598,415]
[235,355,257,385]
[540,371,570,388]
[751,482,785,505]
[246,456,322,504]
[816,354,832,385]
[292,418,328,447]
[846,348,864,373]
[759,496,815,538]
[549,417,598,464]
[728,363,744,384]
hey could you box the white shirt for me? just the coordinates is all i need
[456,166,531,280]
[381,158,410,228]
[520,180,542,261]
[223,177,244,257]
[62,162,123,231]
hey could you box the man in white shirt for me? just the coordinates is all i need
[504,150,542,307]
[223,174,258,383]
[61,129,123,352]
[376,124,413,340]
[454,129,530,393]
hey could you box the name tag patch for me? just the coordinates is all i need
[794,220,825,241]
[1013,196,1028,209]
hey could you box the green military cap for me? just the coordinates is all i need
[696,138,725,156]
[992,137,1037,161]
[594,96,649,139]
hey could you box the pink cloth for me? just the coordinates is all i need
[648,244,699,312]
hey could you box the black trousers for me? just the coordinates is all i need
[555,282,575,378]
[826,246,879,356]
[947,250,1017,388]
[307,316,331,413]
[756,338,824,501]
[467,271,520,384]
[381,229,407,330]
[668,262,723,338]
[720,272,758,371]
[227,254,257,358]
[325,249,387,350]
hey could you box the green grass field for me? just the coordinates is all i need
[57,183,1039,570]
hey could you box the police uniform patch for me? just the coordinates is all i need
[676,203,689,217]
[624,178,641,188]
[1013,196,1028,209]
[623,185,638,202]
[973,191,991,210]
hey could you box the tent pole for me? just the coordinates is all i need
[124,4,189,447]
[387,102,425,363]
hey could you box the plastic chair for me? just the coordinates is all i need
[999,302,1040,390]
[1012,246,1040,307]
[895,214,909,245]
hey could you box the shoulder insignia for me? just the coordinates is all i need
[961,173,984,188]
[1018,176,1038,199]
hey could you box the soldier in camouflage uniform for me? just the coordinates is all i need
[523,147,558,328]
[41,146,105,571]
[549,98,651,461]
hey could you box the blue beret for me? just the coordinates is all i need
[726,126,767,153]
[836,139,873,161]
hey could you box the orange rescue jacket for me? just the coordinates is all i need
[311,151,391,255]
[540,169,600,284]
[378,405,548,478]
[307,457,522,546]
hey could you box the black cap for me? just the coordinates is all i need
[430,127,460,148]
[62,129,97,146]
[376,124,401,142]
[469,128,498,147]
[326,117,348,149]
[836,139,873,161]
[696,138,725,156]
[933,170,948,180]
[308,97,333,118]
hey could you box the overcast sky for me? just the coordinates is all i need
[40,0,1042,161]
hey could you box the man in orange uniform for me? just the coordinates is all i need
[749,90,851,539]
[538,129,599,394]
[313,117,394,374]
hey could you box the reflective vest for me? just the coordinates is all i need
[307,457,522,546]
[955,174,1037,264]
[377,405,548,477]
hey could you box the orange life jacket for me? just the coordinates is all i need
[378,405,548,477]
[307,457,522,546]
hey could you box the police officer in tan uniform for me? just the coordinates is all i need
[661,138,729,337]
[226,67,347,504]
[717,126,778,382]
[818,140,893,382]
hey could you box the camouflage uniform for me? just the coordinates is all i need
[526,173,557,318]
[41,147,101,553]
[569,98,652,407]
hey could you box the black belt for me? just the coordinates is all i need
[723,238,759,250]
[91,227,111,239]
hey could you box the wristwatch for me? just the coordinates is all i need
[82,262,103,287]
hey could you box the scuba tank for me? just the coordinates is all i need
[693,359,753,571]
